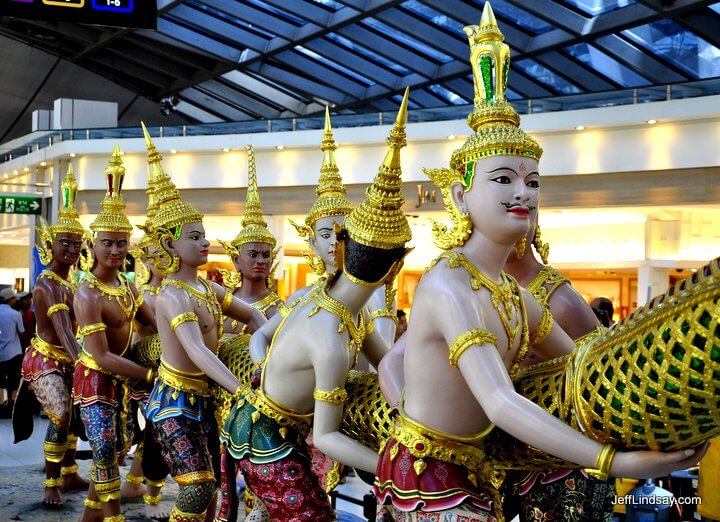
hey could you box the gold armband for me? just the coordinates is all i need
[585,444,617,481]
[369,309,399,326]
[145,368,154,385]
[530,303,553,346]
[220,288,233,313]
[47,303,70,317]
[448,328,498,368]
[170,312,199,332]
[313,387,348,405]
[78,323,107,337]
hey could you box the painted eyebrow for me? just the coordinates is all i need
[487,166,519,177]
[317,227,333,232]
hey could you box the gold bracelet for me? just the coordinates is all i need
[585,444,617,481]
[145,368,154,385]
[448,328,498,368]
[143,493,162,505]
[170,312,199,332]
[103,515,126,522]
[220,287,233,313]
[78,323,107,337]
[313,387,348,405]
[145,478,166,488]
[44,477,63,488]
[530,303,554,346]
[84,498,103,510]
[47,303,70,317]
[61,464,79,475]
[370,309,400,326]
[125,473,143,485]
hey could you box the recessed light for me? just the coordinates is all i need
[276,145,285,150]
[447,134,456,140]
[40,161,47,167]
[170,149,177,154]
[13,170,19,175]
[3,174,7,179]
[647,119,657,125]
[575,125,585,131]
[70,153,76,158]
[222,147,230,153]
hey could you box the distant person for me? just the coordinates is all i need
[0,288,25,418]
[395,309,407,342]
[15,291,35,353]
[590,297,615,326]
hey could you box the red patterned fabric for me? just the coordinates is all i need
[21,345,67,382]
[375,437,493,514]
[72,362,122,408]
[238,451,334,522]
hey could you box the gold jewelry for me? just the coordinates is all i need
[425,168,473,249]
[44,477,63,488]
[139,284,160,297]
[143,493,162,505]
[231,146,277,249]
[449,329,499,368]
[526,265,568,303]
[103,515,125,522]
[533,225,550,265]
[125,473,143,485]
[78,323,107,337]
[344,90,411,250]
[168,507,206,522]
[39,269,78,292]
[515,236,527,259]
[310,287,365,367]
[84,272,136,319]
[61,464,79,475]
[84,498,103,510]
[145,478,166,488]
[44,440,67,462]
[313,387,348,405]
[50,163,87,238]
[326,460,342,493]
[585,444,617,481]
[145,368,154,384]
[173,470,216,486]
[369,309,399,326]
[47,303,70,317]
[32,336,73,367]
[220,286,233,313]
[170,312,199,332]
[158,361,210,397]
[162,278,223,339]
[90,145,133,234]
[529,303,553,346]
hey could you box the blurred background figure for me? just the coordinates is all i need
[0,288,25,418]
[15,291,35,355]
[395,310,407,342]
[590,296,615,327]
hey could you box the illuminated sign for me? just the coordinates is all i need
[1,0,155,29]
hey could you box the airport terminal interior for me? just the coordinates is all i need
[0,1,719,521]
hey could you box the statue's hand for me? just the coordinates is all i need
[611,442,709,479]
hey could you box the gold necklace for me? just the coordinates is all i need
[230,292,284,332]
[40,269,78,292]
[308,287,365,367]
[85,272,136,318]
[441,250,521,349]
[139,284,160,296]
[162,278,223,338]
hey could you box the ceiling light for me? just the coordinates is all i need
[119,150,125,156]
[170,149,177,154]
[647,119,657,125]
[70,153,76,158]
[447,134,456,140]
[276,145,285,150]
[222,147,230,152]
[575,125,585,131]
[3,174,7,179]
[23,167,30,172]
[13,170,19,175]
[40,161,47,167]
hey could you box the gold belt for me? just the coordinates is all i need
[77,351,125,381]
[239,386,313,437]
[158,360,211,397]
[32,336,72,366]
[390,413,493,483]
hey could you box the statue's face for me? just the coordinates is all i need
[92,232,130,271]
[51,232,83,266]
[233,242,272,283]
[454,155,539,247]
[170,222,209,268]
[310,215,343,274]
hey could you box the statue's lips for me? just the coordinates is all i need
[507,207,530,217]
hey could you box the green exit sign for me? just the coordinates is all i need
[0,195,42,215]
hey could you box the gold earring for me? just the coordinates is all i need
[425,168,472,249]
[533,226,550,265]
[304,252,326,276]
[515,236,527,259]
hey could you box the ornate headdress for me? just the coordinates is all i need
[343,89,412,251]
[291,107,354,239]
[426,2,543,249]
[89,145,133,235]
[138,129,161,251]
[139,122,204,275]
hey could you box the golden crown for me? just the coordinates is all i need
[49,163,86,238]
[140,122,203,234]
[344,88,412,250]
[293,107,355,239]
[449,2,542,189]
[229,145,277,250]
[89,145,134,234]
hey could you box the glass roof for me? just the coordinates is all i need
[565,43,651,87]
[561,0,636,16]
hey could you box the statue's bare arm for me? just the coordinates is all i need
[440,282,706,478]
[378,332,406,407]
[248,312,283,364]
[131,284,157,334]
[38,282,80,361]
[159,288,242,394]
[311,333,379,473]
[547,283,600,341]
[75,285,148,380]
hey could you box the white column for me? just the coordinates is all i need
[636,263,670,306]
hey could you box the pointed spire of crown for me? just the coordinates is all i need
[49,163,86,238]
[231,146,276,249]
[89,145,133,234]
